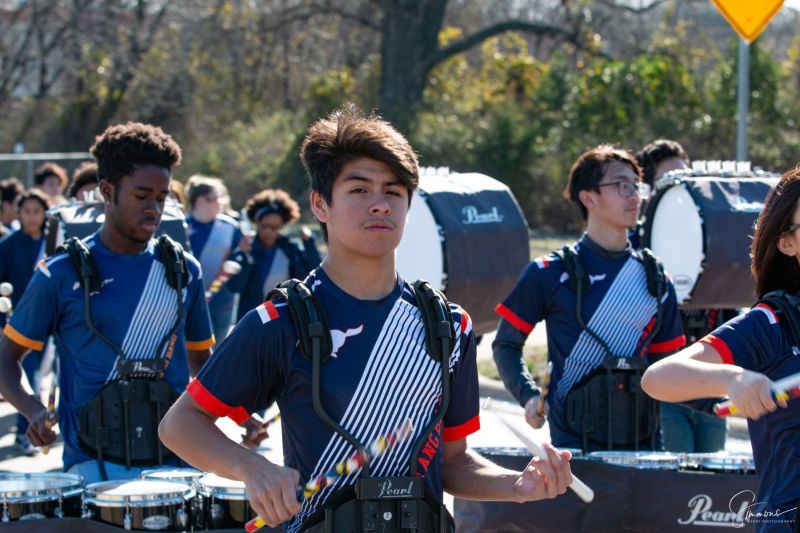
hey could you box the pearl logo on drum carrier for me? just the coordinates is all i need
[377,479,415,499]
[461,205,504,225]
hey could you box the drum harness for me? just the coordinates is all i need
[268,279,456,533]
[557,245,667,452]
[65,235,188,480]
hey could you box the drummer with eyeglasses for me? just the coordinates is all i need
[493,145,686,453]
[642,167,800,533]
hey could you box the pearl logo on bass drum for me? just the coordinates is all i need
[461,205,504,225]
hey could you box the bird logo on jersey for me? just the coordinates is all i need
[331,325,364,358]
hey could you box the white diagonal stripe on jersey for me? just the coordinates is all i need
[554,258,656,403]
[105,260,180,382]
[287,297,446,532]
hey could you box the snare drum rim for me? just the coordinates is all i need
[0,472,84,502]
[140,468,204,483]
[84,480,195,508]
[196,475,248,500]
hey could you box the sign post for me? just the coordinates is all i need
[711,0,784,160]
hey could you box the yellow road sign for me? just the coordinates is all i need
[711,0,784,42]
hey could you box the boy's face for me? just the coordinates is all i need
[311,157,410,260]
[1,200,16,225]
[101,165,171,245]
[19,198,45,234]
[41,175,62,198]
[583,160,641,230]
[653,156,687,181]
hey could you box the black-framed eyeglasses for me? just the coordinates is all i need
[785,222,800,234]
[596,180,650,198]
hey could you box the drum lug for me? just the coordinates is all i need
[2,502,8,523]
[124,508,132,530]
[176,507,188,529]
[81,500,93,520]
[55,495,64,518]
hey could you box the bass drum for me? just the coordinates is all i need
[45,197,189,256]
[642,175,778,309]
[396,172,530,336]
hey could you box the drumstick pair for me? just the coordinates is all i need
[536,361,553,417]
[244,418,415,533]
[714,383,800,417]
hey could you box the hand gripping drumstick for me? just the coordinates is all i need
[537,361,553,417]
[244,418,415,533]
[241,413,281,444]
[42,379,57,455]
[205,260,242,301]
[485,399,594,503]
[714,371,800,417]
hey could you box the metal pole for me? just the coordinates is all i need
[736,38,749,161]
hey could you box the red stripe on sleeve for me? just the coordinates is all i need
[186,378,251,425]
[700,334,735,365]
[265,301,279,320]
[649,335,686,355]
[460,310,470,333]
[443,415,481,442]
[495,304,534,335]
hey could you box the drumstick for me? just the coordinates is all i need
[42,379,57,455]
[205,260,242,301]
[537,361,553,417]
[485,399,594,503]
[244,418,415,533]
[241,413,281,443]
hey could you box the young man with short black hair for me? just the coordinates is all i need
[494,145,686,451]
[160,105,573,531]
[0,122,215,482]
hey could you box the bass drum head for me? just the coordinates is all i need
[647,183,703,305]
[396,192,445,290]
[397,172,530,335]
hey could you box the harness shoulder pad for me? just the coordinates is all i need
[156,234,189,290]
[410,280,456,364]
[637,248,667,299]
[555,245,590,293]
[64,236,102,294]
[757,290,800,346]
[266,279,333,363]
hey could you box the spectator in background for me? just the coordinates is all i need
[636,139,729,454]
[0,189,50,455]
[33,162,68,204]
[227,188,321,322]
[0,177,24,236]
[169,180,188,214]
[68,161,99,201]
[185,175,241,345]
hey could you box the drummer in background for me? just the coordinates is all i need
[225,188,321,323]
[642,167,800,533]
[0,122,222,483]
[185,175,242,345]
[637,139,731,454]
[0,189,50,455]
[67,161,99,201]
[493,145,686,451]
[0,177,24,237]
[32,162,68,205]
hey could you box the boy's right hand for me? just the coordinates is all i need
[26,406,58,447]
[244,460,301,527]
[524,396,548,429]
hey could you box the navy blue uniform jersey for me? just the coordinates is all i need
[3,233,214,470]
[496,239,685,448]
[0,230,45,327]
[189,268,479,532]
[701,305,800,533]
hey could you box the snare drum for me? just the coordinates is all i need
[0,472,83,522]
[396,171,530,335]
[195,473,256,530]
[472,446,583,459]
[83,479,194,531]
[642,175,778,308]
[588,451,680,470]
[683,452,755,474]
[141,468,204,486]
